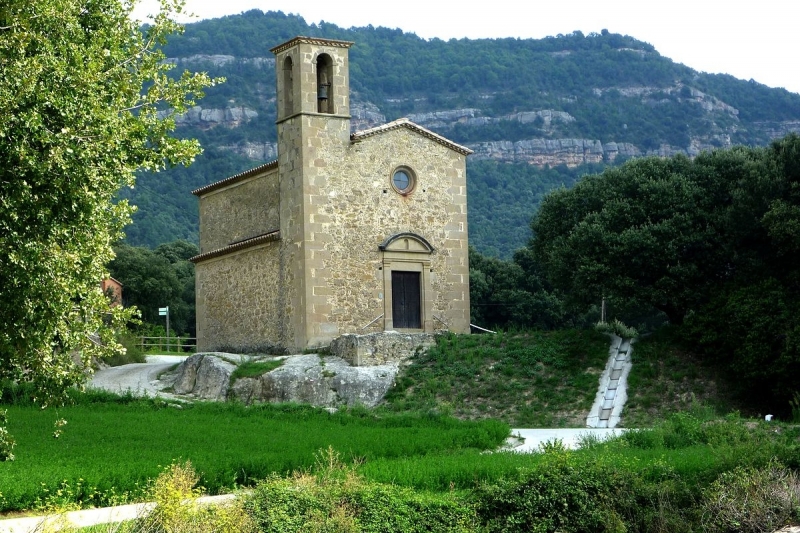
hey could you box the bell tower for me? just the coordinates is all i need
[270,37,354,349]
[271,36,353,122]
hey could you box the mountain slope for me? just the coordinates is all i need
[126,10,800,257]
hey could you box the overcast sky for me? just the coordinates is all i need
[132,0,800,95]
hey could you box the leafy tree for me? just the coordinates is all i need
[0,0,217,407]
[531,136,800,408]
[531,155,729,324]
[109,241,198,335]
[469,246,570,330]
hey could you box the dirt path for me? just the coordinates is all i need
[89,355,187,398]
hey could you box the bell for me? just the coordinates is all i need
[318,84,329,100]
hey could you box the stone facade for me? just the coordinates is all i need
[192,36,472,353]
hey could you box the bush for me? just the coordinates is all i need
[106,332,147,366]
[701,462,800,533]
[594,319,638,339]
[142,461,255,533]
[245,447,477,533]
[474,452,631,533]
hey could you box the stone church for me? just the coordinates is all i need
[191,36,471,353]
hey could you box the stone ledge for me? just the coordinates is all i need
[329,331,436,367]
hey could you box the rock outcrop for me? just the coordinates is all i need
[170,352,399,408]
[230,354,398,407]
[172,352,237,401]
[753,120,800,140]
[406,108,575,130]
[468,138,640,166]
[218,141,279,161]
[166,55,274,68]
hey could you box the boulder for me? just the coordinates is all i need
[192,355,236,401]
[171,353,204,394]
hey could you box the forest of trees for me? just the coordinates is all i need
[472,135,800,407]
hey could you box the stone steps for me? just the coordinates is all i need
[586,335,634,429]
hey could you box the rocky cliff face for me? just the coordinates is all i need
[168,54,799,168]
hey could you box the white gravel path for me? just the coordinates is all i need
[508,428,628,452]
[88,355,188,398]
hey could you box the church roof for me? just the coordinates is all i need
[189,230,281,264]
[350,118,473,156]
[270,36,354,55]
[192,160,278,196]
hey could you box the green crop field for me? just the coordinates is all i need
[0,393,507,512]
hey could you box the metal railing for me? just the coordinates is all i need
[139,336,197,353]
[360,314,384,331]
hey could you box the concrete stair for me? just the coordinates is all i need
[586,335,634,428]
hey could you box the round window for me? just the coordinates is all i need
[391,167,416,194]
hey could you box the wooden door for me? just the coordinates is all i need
[391,271,421,329]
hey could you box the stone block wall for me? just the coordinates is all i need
[329,332,437,366]
[195,242,284,352]
[198,169,279,253]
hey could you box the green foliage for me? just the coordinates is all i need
[109,241,198,335]
[467,161,605,258]
[0,0,217,405]
[0,410,15,462]
[245,447,476,533]
[791,392,800,423]
[701,463,800,533]
[532,154,727,325]
[229,359,284,383]
[532,136,800,407]
[475,455,632,533]
[0,395,508,512]
[469,247,571,330]
[594,319,638,339]
[623,327,744,426]
[382,330,610,427]
[106,332,148,366]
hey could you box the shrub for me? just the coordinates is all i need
[106,332,147,366]
[701,462,800,533]
[142,461,255,533]
[594,319,638,339]
[245,447,477,533]
[474,453,631,533]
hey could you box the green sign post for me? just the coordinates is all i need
[158,306,169,352]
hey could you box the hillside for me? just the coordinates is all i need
[126,10,800,257]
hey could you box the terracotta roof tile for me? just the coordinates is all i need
[190,231,280,263]
[192,160,278,196]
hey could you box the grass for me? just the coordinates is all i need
[229,359,284,383]
[380,329,611,427]
[4,327,798,530]
[623,327,750,426]
[0,387,508,512]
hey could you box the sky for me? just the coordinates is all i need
[132,0,800,95]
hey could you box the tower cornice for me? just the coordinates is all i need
[270,36,354,55]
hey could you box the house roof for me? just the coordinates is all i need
[192,160,278,197]
[350,118,474,156]
[270,36,354,55]
[190,230,280,264]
